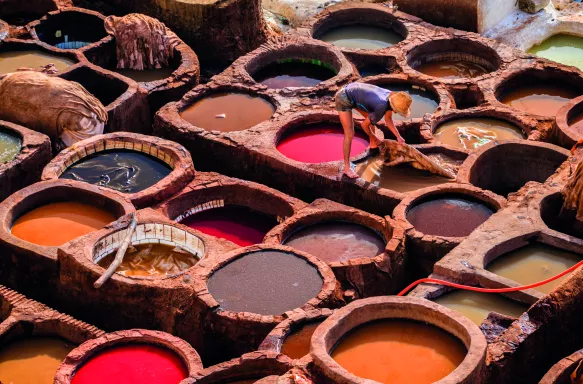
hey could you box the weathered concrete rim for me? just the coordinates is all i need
[28,7,112,54]
[393,183,506,243]
[193,244,338,324]
[185,351,293,383]
[0,179,134,260]
[310,296,487,384]
[55,329,203,383]
[41,132,195,208]
[539,349,583,384]
[555,94,583,148]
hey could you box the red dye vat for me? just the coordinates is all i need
[71,344,188,384]
[179,205,278,247]
[277,123,369,163]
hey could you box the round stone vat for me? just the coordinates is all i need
[258,308,333,361]
[54,329,202,384]
[495,69,583,117]
[179,91,276,133]
[311,4,408,51]
[407,39,500,80]
[555,95,583,148]
[540,349,583,384]
[541,191,583,239]
[0,179,134,304]
[433,116,527,151]
[528,34,583,72]
[184,351,293,384]
[311,296,487,384]
[242,41,353,91]
[42,132,195,208]
[393,184,505,277]
[31,8,108,51]
[193,244,339,362]
[0,40,79,75]
[458,141,570,197]
[264,198,405,297]
[276,122,369,163]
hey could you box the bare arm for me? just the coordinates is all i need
[385,111,405,143]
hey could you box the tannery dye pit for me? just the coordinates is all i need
[528,34,583,71]
[280,321,322,359]
[498,84,581,116]
[317,25,403,50]
[252,60,336,88]
[0,129,21,164]
[416,60,490,80]
[434,118,525,150]
[0,50,75,75]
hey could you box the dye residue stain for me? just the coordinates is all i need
[97,243,198,277]
[60,150,172,193]
[114,67,175,83]
[318,25,403,50]
[381,83,439,121]
[207,250,323,315]
[0,50,75,75]
[416,60,490,79]
[284,221,385,263]
[180,93,275,132]
[433,290,528,326]
[0,130,21,164]
[528,34,583,71]
[331,320,466,384]
[406,197,494,237]
[499,84,580,116]
[277,123,368,163]
[354,156,453,193]
[70,344,188,384]
[487,243,582,294]
[281,321,322,359]
[0,337,74,384]
[180,206,278,247]
[253,61,336,88]
[434,118,525,150]
[11,202,116,246]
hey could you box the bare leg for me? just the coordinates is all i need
[355,109,382,148]
[339,110,358,178]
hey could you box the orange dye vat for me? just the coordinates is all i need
[11,202,116,246]
[331,320,466,384]
[281,321,322,359]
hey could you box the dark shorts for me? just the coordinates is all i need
[335,88,354,112]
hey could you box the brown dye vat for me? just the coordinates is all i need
[331,319,467,384]
[280,321,322,359]
[406,196,494,237]
[434,118,525,150]
[0,337,75,384]
[96,243,199,277]
[207,250,324,315]
[180,93,275,132]
[433,290,528,326]
[0,50,75,74]
[355,155,453,193]
[11,201,116,246]
[416,60,489,79]
[283,221,385,263]
[498,84,580,116]
[487,243,582,294]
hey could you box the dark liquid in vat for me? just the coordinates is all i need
[253,61,336,88]
[61,150,172,193]
[284,221,385,263]
[406,197,494,237]
[280,321,322,359]
[207,250,323,315]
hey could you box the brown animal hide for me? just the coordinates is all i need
[0,71,107,150]
[104,13,180,70]
[562,159,583,224]
[380,140,456,179]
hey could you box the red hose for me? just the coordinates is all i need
[397,258,583,296]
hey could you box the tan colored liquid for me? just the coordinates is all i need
[487,243,582,294]
[355,156,452,193]
[0,337,74,384]
[11,202,116,246]
[434,118,525,150]
[332,320,466,384]
[498,85,580,116]
[434,290,528,325]
[416,60,489,79]
[0,50,74,75]
[97,243,198,277]
[280,321,322,359]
